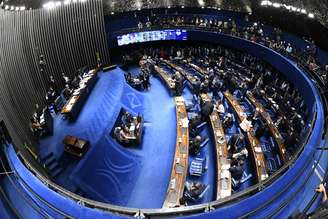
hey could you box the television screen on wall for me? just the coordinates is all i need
[117,29,187,46]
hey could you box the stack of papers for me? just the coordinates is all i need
[182,118,189,128]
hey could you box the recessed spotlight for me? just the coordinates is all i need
[308,13,314,18]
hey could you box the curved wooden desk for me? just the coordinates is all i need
[162,60,197,85]
[200,94,232,200]
[224,91,268,183]
[163,96,189,208]
[247,92,288,163]
[188,62,208,75]
[154,65,175,94]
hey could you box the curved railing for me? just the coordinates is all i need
[3,29,326,218]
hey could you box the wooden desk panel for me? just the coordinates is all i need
[163,96,189,208]
[200,94,231,199]
[61,68,98,120]
[188,63,208,75]
[162,60,197,85]
[247,92,288,163]
[224,91,268,182]
[154,65,175,90]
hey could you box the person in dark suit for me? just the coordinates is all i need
[193,77,201,95]
[189,114,203,136]
[228,134,245,154]
[200,100,214,120]
[189,135,203,155]
[222,113,233,129]
[174,72,184,96]
[229,159,244,182]
[62,84,73,100]
[48,75,57,92]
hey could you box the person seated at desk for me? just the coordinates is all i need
[229,159,244,183]
[285,129,299,153]
[192,76,201,95]
[189,114,203,136]
[34,103,43,119]
[61,72,71,87]
[63,84,73,100]
[184,181,208,201]
[30,117,44,137]
[252,112,268,138]
[189,135,205,156]
[122,111,134,125]
[240,115,253,132]
[140,69,150,90]
[227,133,245,155]
[222,113,233,129]
[114,125,136,145]
[173,72,184,96]
[214,99,225,115]
[46,87,59,112]
[200,100,214,120]
[200,78,209,93]
[71,75,81,89]
[48,75,57,92]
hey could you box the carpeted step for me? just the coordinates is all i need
[47,161,59,172]
[50,167,63,178]
[40,152,54,163]
[43,157,56,167]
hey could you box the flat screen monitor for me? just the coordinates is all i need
[117,29,187,46]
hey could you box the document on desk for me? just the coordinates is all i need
[182,118,189,128]
[254,146,262,153]
[221,170,230,179]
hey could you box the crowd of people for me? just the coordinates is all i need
[30,65,92,137]
[137,42,309,191]
[113,111,143,146]
[135,14,328,90]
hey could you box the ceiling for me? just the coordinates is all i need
[0,0,327,27]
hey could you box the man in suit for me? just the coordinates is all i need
[189,135,203,155]
[200,100,214,120]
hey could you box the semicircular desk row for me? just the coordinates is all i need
[5,31,325,219]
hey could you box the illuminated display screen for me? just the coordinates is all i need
[117,29,188,46]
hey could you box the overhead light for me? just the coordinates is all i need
[43,2,55,9]
[79,0,87,2]
[20,6,25,11]
[201,6,204,9]
[10,5,14,10]
[301,9,306,14]
[272,3,280,8]
[261,1,270,6]
[308,13,314,18]
[4,5,9,10]
[198,0,205,7]
[55,1,61,6]
[181,5,184,8]
[64,0,71,5]
[167,5,171,9]
[15,6,20,11]
[72,0,77,3]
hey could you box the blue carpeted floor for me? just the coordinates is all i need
[39,68,178,208]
